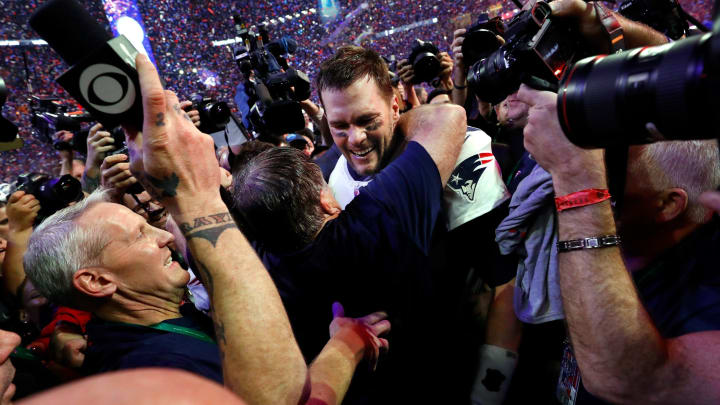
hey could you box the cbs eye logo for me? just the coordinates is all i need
[79,64,136,114]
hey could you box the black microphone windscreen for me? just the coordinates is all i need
[29,0,112,66]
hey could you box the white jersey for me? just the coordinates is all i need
[329,126,510,230]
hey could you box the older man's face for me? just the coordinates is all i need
[79,203,189,300]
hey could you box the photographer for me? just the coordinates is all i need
[518,84,720,404]
[396,51,453,109]
[55,131,84,182]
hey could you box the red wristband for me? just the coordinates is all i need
[555,189,611,212]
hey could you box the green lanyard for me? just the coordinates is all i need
[109,321,216,345]
[11,346,41,362]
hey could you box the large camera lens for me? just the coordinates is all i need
[412,52,441,83]
[558,27,720,148]
[467,49,524,104]
[39,175,83,206]
[462,29,503,67]
[202,101,231,127]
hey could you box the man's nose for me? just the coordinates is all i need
[347,126,367,146]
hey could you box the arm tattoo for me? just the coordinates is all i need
[193,258,226,356]
[173,103,194,122]
[180,212,235,248]
[81,172,100,193]
[142,172,179,198]
[155,113,166,127]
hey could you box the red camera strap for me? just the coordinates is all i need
[594,2,626,53]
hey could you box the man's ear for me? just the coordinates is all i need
[319,186,342,216]
[655,188,689,223]
[73,268,117,299]
[391,93,400,125]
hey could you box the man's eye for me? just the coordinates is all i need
[365,120,380,130]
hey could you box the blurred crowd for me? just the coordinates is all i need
[0,0,719,404]
[3,0,712,184]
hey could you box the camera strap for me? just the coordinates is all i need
[605,145,628,216]
[594,2,626,53]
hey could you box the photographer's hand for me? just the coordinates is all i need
[100,154,138,200]
[516,84,605,193]
[397,59,421,108]
[550,0,668,54]
[55,130,75,176]
[179,100,201,129]
[82,123,115,193]
[396,59,415,85]
[437,52,454,91]
[6,191,39,234]
[2,191,40,297]
[451,29,468,106]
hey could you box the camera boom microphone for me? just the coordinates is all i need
[29,0,143,131]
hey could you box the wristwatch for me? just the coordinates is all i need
[557,235,621,252]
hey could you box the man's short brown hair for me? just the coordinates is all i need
[315,46,394,103]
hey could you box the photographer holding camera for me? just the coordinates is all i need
[519,83,720,404]
[396,50,453,109]
[499,2,720,403]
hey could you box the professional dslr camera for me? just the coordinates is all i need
[233,16,311,135]
[30,96,94,146]
[406,39,441,84]
[466,1,586,104]
[557,13,720,147]
[10,173,83,225]
[461,14,505,68]
[189,93,231,134]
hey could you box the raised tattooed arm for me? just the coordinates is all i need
[175,206,309,405]
[126,54,308,405]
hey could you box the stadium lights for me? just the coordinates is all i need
[309,8,316,13]
[0,39,48,47]
[286,15,293,20]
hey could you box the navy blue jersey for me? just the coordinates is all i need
[82,306,222,384]
[255,142,470,403]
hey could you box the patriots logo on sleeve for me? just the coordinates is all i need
[447,152,495,202]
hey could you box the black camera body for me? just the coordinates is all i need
[190,95,231,134]
[234,17,311,135]
[619,0,689,40]
[461,14,506,67]
[12,173,83,225]
[466,2,585,104]
[407,39,441,84]
[30,97,93,146]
